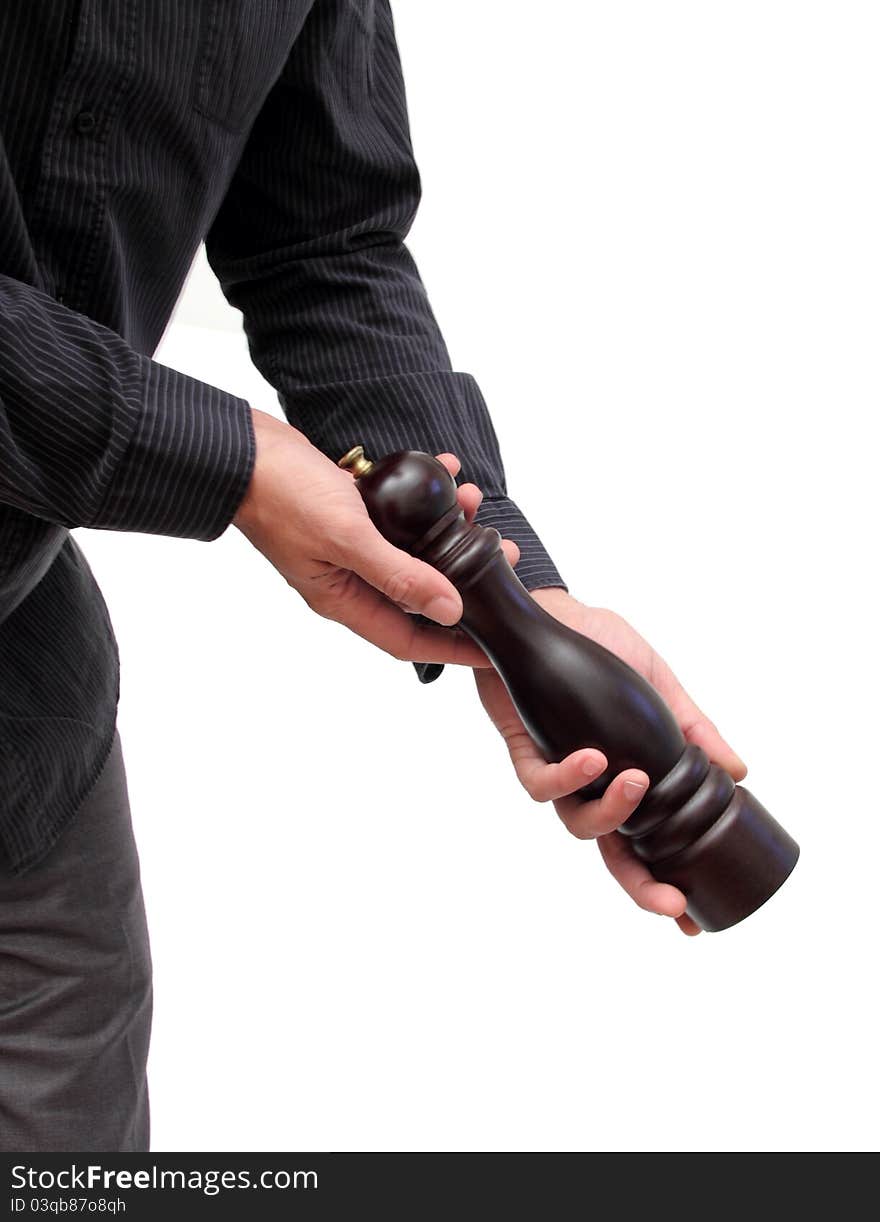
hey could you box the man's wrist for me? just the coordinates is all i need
[531,585,570,605]
[232,407,289,534]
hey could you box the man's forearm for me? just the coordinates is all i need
[204,0,567,685]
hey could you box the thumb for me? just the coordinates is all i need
[344,525,462,627]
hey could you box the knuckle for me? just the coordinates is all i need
[382,568,417,608]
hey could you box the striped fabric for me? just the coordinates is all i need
[0,1,565,874]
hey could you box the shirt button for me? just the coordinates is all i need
[74,110,97,134]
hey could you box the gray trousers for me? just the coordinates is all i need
[0,728,152,1151]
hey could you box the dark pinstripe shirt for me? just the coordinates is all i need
[0,0,564,874]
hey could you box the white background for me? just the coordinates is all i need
[78,1,878,1151]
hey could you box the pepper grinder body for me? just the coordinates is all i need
[340,447,799,932]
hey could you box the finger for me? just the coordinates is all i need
[506,738,608,803]
[596,831,691,919]
[501,538,520,567]
[456,482,483,523]
[676,913,703,936]
[685,718,747,782]
[435,452,461,477]
[555,768,651,840]
[312,572,488,665]
[473,673,610,802]
[344,523,463,626]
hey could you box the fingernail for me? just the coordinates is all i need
[426,595,461,626]
[582,755,603,778]
[623,780,647,802]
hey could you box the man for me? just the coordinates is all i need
[0,1,744,1151]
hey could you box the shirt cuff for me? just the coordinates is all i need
[91,360,256,540]
[412,494,567,685]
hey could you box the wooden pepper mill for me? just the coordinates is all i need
[338,445,799,932]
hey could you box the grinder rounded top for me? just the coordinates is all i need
[338,447,459,553]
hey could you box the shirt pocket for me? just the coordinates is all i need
[192,0,307,135]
